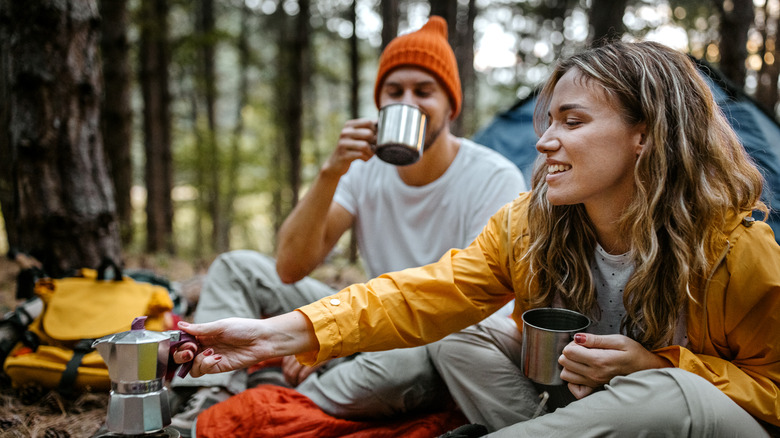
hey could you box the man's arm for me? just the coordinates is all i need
[276,118,376,283]
[276,177,354,283]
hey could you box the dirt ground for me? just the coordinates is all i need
[0,255,204,438]
[0,254,366,438]
[0,256,111,437]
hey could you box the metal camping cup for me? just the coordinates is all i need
[375,103,427,165]
[521,307,591,385]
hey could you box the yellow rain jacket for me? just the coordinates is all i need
[298,192,780,427]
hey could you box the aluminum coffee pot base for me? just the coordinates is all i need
[92,425,181,438]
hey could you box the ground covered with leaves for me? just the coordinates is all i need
[0,253,366,437]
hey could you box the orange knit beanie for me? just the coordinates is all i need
[374,16,462,119]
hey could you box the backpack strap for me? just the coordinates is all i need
[96,257,123,282]
[58,338,95,397]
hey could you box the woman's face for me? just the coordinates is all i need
[536,69,645,214]
[377,67,451,148]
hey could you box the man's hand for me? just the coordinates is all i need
[558,333,673,399]
[281,355,326,386]
[321,118,377,178]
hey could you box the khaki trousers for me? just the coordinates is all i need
[428,314,770,437]
[172,250,449,418]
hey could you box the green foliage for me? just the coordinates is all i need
[113,0,749,262]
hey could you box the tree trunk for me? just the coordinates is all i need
[716,0,754,87]
[139,0,173,254]
[223,3,251,253]
[189,89,206,259]
[381,0,399,51]
[197,0,225,253]
[271,1,310,245]
[429,0,457,32]
[459,0,477,136]
[348,0,360,264]
[588,0,628,44]
[429,0,473,136]
[0,4,14,257]
[99,0,134,246]
[289,0,309,209]
[756,2,778,115]
[270,8,284,245]
[0,0,121,276]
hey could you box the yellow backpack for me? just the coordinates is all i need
[3,264,174,396]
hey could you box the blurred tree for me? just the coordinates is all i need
[460,0,477,136]
[756,1,779,114]
[195,0,227,253]
[0,0,121,275]
[589,0,629,43]
[271,0,311,244]
[222,2,252,253]
[382,0,400,51]
[348,0,360,264]
[99,0,134,246]
[139,0,174,254]
[430,0,474,136]
[716,0,754,86]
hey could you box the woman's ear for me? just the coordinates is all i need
[635,123,648,155]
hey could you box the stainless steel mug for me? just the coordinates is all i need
[375,103,427,165]
[521,307,591,385]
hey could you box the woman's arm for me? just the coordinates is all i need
[172,311,318,378]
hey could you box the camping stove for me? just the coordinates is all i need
[91,317,195,438]
[93,428,180,438]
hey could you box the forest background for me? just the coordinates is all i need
[0,0,778,436]
[1,0,777,285]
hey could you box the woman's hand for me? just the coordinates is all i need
[321,118,377,178]
[172,312,319,378]
[558,333,673,399]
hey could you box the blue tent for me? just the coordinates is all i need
[473,57,780,243]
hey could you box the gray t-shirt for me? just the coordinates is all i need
[590,244,632,335]
[589,244,688,347]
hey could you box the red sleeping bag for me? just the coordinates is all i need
[196,384,467,437]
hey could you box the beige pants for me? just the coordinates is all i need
[428,315,770,437]
[173,250,449,418]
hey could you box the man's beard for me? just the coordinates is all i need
[423,119,446,151]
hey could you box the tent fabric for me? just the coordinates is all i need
[195,384,467,438]
[473,57,780,243]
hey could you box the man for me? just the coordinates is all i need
[170,16,526,435]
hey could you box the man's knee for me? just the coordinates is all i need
[357,348,439,388]
[427,330,484,373]
[215,250,274,273]
[355,349,447,414]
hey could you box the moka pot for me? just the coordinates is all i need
[93,316,195,435]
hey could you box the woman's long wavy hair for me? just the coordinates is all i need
[525,41,767,349]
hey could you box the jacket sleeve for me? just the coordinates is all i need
[296,203,518,365]
[655,221,780,427]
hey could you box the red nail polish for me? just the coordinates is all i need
[574,333,587,344]
[203,348,214,357]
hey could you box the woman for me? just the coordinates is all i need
[175,41,779,436]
